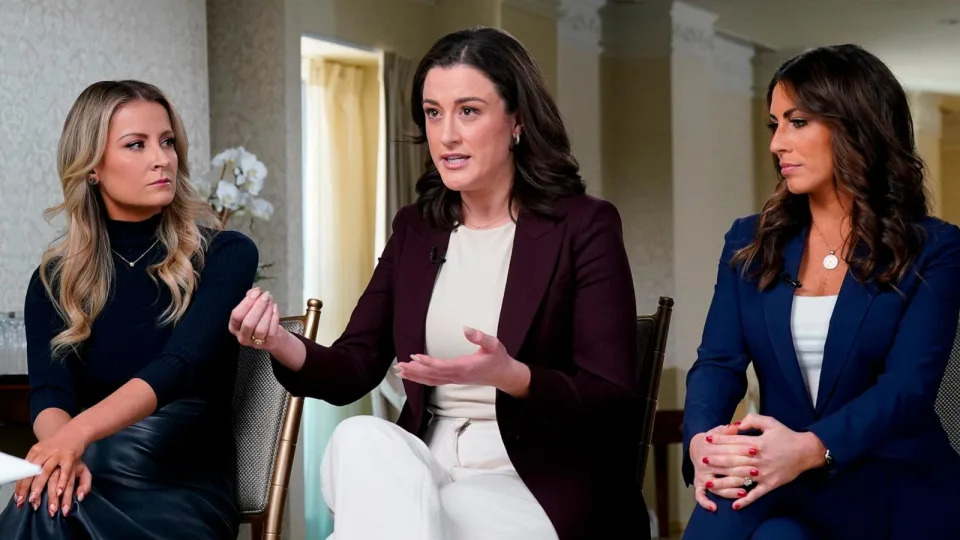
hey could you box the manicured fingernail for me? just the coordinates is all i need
[750,469,759,477]
[29,492,37,504]
[711,505,717,513]
[32,501,39,511]
[705,481,714,489]
[738,489,747,497]
[49,503,56,516]
[702,457,709,464]
[57,488,63,496]
[260,292,271,302]
[62,505,70,516]
[734,421,742,426]
[409,354,418,361]
[705,435,713,443]
[733,502,741,510]
[749,447,758,456]
[77,492,85,502]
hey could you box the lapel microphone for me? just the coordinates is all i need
[429,247,446,265]
[781,272,802,289]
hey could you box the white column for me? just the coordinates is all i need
[558,0,604,195]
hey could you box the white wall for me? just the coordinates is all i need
[0,0,210,311]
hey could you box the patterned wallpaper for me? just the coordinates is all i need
[0,0,210,311]
[207,0,301,313]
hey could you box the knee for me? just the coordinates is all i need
[327,415,395,456]
[750,516,814,540]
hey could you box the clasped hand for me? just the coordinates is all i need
[689,414,825,512]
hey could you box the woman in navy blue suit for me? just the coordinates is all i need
[682,44,960,540]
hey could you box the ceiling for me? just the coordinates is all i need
[679,0,960,94]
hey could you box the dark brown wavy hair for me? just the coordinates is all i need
[410,26,585,229]
[733,44,929,289]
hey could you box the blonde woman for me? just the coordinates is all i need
[0,81,257,539]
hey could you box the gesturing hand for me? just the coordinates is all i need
[396,326,531,397]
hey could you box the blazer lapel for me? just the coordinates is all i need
[497,211,563,359]
[814,258,875,416]
[762,227,816,413]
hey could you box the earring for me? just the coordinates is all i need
[88,176,98,186]
[513,132,520,146]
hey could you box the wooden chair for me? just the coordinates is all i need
[636,296,675,485]
[232,299,322,539]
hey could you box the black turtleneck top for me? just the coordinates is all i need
[25,214,258,422]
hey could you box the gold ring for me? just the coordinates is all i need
[252,336,265,346]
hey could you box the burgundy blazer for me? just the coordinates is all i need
[274,194,648,539]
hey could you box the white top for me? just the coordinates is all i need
[790,295,838,404]
[426,221,516,420]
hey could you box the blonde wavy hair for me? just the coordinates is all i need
[41,80,219,357]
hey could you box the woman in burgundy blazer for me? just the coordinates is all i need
[229,27,647,540]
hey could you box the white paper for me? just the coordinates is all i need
[0,452,42,485]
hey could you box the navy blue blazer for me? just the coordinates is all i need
[683,214,960,484]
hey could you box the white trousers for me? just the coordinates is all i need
[321,415,558,540]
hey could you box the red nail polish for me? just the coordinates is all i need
[738,489,747,497]
[733,503,741,510]
[750,469,759,477]
[706,481,714,489]
[734,421,742,426]
[702,457,709,464]
[749,447,758,456]
[705,435,713,443]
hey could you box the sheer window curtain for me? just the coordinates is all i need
[302,58,378,540]
[371,51,425,422]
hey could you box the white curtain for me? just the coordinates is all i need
[370,52,426,421]
[302,58,378,540]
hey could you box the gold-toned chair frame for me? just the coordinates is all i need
[245,298,322,540]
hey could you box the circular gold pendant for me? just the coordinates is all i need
[823,252,839,270]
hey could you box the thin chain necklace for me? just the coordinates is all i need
[811,221,845,270]
[462,213,512,230]
[112,238,160,268]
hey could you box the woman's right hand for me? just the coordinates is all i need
[229,288,282,351]
[228,288,306,371]
[689,423,759,512]
[44,460,91,518]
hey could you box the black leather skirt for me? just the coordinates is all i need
[0,399,239,539]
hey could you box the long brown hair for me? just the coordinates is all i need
[410,26,585,230]
[733,44,929,289]
[41,80,218,357]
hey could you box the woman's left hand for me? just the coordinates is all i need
[14,423,90,511]
[707,413,826,510]
[396,326,531,397]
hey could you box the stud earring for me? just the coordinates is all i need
[88,176,98,186]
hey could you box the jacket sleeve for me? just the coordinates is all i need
[271,212,402,405]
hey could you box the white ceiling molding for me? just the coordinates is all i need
[558,0,604,53]
[713,34,755,95]
[600,1,719,60]
[671,1,717,61]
